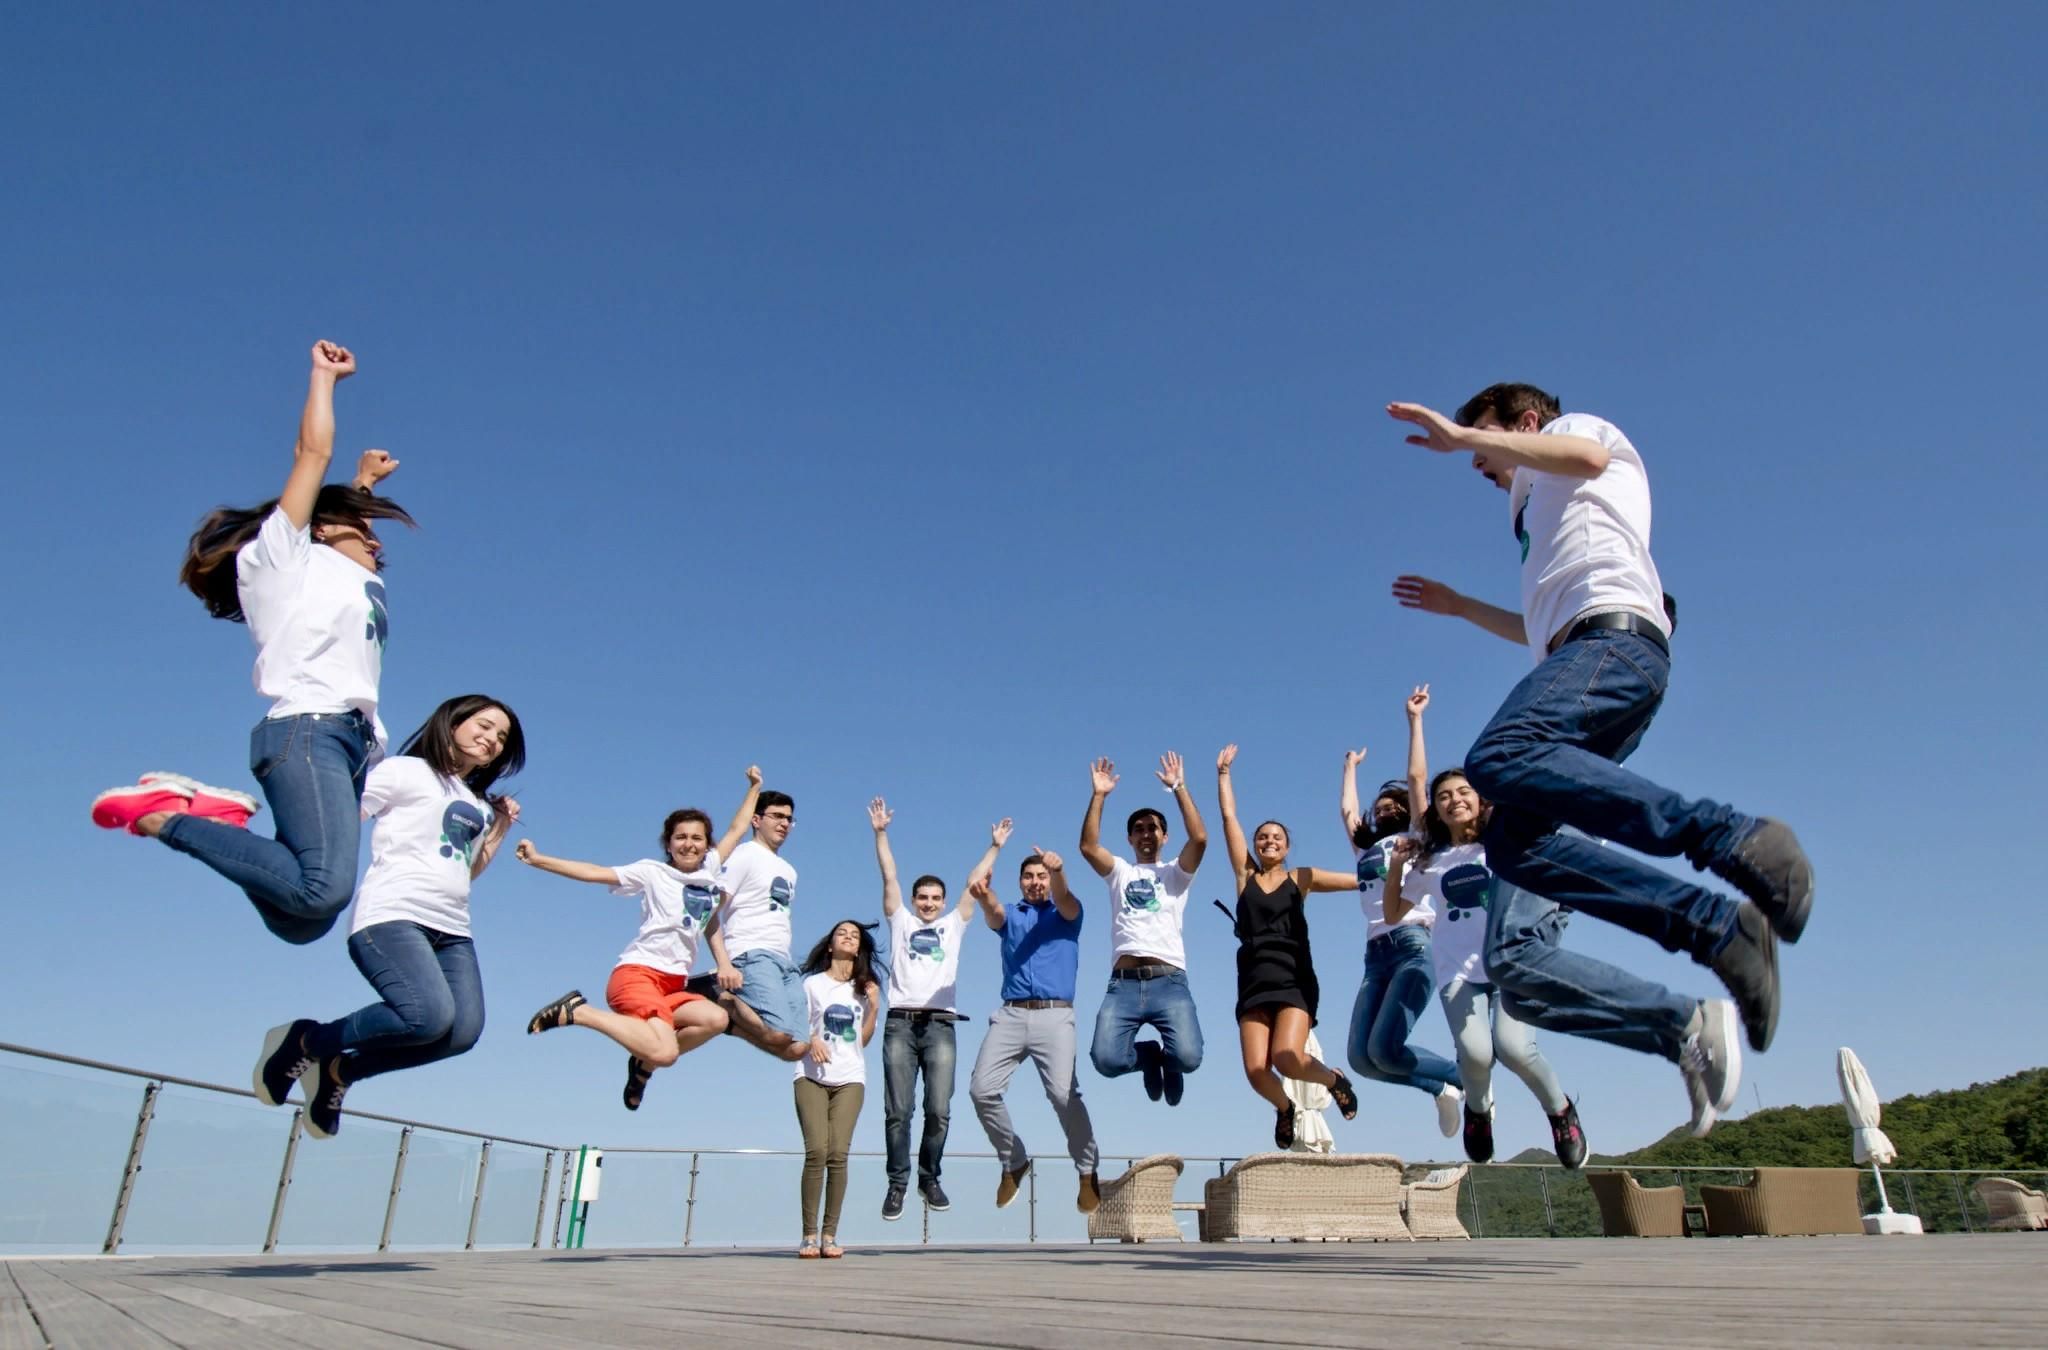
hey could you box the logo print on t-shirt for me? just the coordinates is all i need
[682,884,719,932]
[768,877,794,912]
[365,580,390,648]
[439,801,488,865]
[908,927,944,962]
[1123,877,1160,912]
[1513,502,1530,564]
[821,1003,858,1042]
[1439,863,1495,922]
[1356,851,1388,888]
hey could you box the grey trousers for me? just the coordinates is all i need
[969,1004,1099,1173]
[1441,980,1569,1116]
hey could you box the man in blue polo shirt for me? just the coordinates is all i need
[966,848,1102,1214]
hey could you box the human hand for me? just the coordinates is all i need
[868,797,892,833]
[514,840,538,864]
[1090,758,1118,796]
[1392,575,1463,617]
[1386,402,1470,454]
[745,765,763,788]
[1156,751,1185,791]
[353,449,399,489]
[809,1037,831,1065]
[311,340,355,378]
[1217,744,1237,773]
[717,962,743,993]
[991,817,1014,848]
[1407,684,1431,718]
[1343,746,1368,770]
[1033,846,1065,873]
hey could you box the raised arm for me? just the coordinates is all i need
[1405,685,1431,822]
[280,341,354,529]
[1041,846,1082,921]
[1079,758,1118,877]
[970,875,1006,932]
[960,818,1014,917]
[1302,867,1365,894]
[1216,745,1250,886]
[1340,745,1368,839]
[351,448,400,495]
[1393,575,1526,646]
[471,797,518,880]
[714,765,764,861]
[1158,751,1207,873]
[512,839,621,887]
[869,797,902,918]
[1387,400,1609,479]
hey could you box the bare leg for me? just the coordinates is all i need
[1236,1012,1291,1110]
[1268,1007,1340,1088]
[571,1007,686,1065]
[670,1001,729,1058]
[719,993,807,1061]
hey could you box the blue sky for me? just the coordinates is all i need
[4,3,2045,1244]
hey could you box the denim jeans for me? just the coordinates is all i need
[157,712,374,945]
[1465,629,1748,1061]
[1345,926,1461,1095]
[307,921,485,1083]
[1088,970,1203,1077]
[882,1014,957,1188]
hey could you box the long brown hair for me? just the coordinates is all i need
[179,485,416,621]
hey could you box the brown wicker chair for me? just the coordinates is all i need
[1086,1155,1186,1243]
[1587,1170,1686,1237]
[1402,1166,1470,1239]
[1699,1168,1861,1236]
[1202,1153,1409,1242]
[1973,1177,2048,1232]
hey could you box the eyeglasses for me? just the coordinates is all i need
[761,812,795,824]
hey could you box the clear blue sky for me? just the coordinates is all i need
[4,3,2045,1243]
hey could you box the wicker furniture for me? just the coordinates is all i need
[1202,1153,1409,1242]
[1699,1168,1861,1236]
[1402,1166,1470,1239]
[1974,1178,2048,1232]
[1587,1170,1687,1237]
[1086,1155,1186,1243]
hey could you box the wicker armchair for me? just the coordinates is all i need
[1974,1177,2048,1232]
[1402,1166,1470,1239]
[1202,1153,1409,1242]
[1587,1170,1686,1237]
[1700,1168,1861,1236]
[1086,1155,1186,1243]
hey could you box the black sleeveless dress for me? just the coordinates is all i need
[1234,871,1318,1022]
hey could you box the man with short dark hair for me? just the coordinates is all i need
[1078,753,1207,1107]
[1388,386,1812,1137]
[705,787,809,1063]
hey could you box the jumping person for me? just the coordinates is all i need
[1389,384,1812,1135]
[1214,744,1360,1149]
[1078,754,1206,1106]
[967,851,1102,1215]
[868,799,1010,1220]
[251,695,524,1138]
[91,341,414,945]
[517,767,768,1111]
[1340,691,1465,1137]
[706,786,810,1063]
[793,920,880,1259]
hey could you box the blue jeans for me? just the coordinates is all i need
[308,921,485,1082]
[882,1014,957,1188]
[732,949,807,1037]
[1089,969,1203,1077]
[1466,629,1749,1061]
[1345,926,1461,1095]
[157,712,374,945]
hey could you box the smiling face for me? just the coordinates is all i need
[1018,861,1052,902]
[828,921,862,959]
[1252,821,1290,868]
[315,517,385,572]
[666,817,710,872]
[1371,793,1408,834]
[451,706,512,773]
[911,880,947,921]
[1126,811,1167,864]
[1433,773,1485,842]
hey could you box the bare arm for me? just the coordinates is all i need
[960,818,1014,918]
[512,840,621,887]
[868,797,901,918]
[1079,758,1117,877]
[1405,685,1430,824]
[859,980,881,1047]
[1393,576,1527,646]
[706,923,741,991]
[970,875,1006,931]
[1340,746,1367,839]
[1302,867,1363,894]
[1387,401,1609,479]
[1158,751,1207,873]
[1216,745,1249,887]
[715,766,764,861]
[280,342,354,529]
[471,798,518,880]
[1383,837,1418,925]
[1042,847,1082,922]
[350,449,399,494]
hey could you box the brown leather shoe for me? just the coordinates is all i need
[995,1161,1031,1209]
[1077,1171,1101,1214]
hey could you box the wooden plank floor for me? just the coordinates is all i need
[5,1237,2044,1348]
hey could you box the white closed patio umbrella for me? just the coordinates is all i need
[1284,1030,1337,1153]
[1837,1047,1921,1235]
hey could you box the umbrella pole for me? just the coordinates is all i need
[1871,1163,1893,1214]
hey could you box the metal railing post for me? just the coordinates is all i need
[922,1193,931,1245]
[1901,1172,1917,1221]
[1953,1174,1973,1232]
[379,1127,413,1252]
[533,1151,553,1249]
[464,1140,493,1250]
[551,1151,572,1248]
[1027,1162,1037,1243]
[683,1151,700,1247]
[1538,1167,1556,1237]
[262,1110,305,1254]
[102,1080,160,1255]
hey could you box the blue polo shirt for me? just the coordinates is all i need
[999,898,1082,1003]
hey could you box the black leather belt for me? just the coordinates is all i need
[1110,963,1181,980]
[1003,998,1072,1010]
[1551,610,1669,657]
[887,1007,959,1021]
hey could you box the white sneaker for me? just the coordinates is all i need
[1679,1000,1742,1137]
[1435,1084,1464,1137]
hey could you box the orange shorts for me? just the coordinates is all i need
[606,964,708,1022]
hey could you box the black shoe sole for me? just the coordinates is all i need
[1729,821,1813,943]
[528,990,586,1035]
[1716,904,1780,1054]
[921,1197,952,1212]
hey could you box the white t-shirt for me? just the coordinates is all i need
[609,854,727,976]
[794,972,868,1087]
[1401,842,1496,990]
[1355,833,1431,938]
[236,508,390,744]
[1512,414,1667,659]
[349,758,492,938]
[886,906,969,1012]
[716,839,796,959]
[1105,855,1193,968]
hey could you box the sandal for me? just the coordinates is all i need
[798,1235,821,1259]
[1274,1103,1296,1150]
[821,1236,844,1259]
[1328,1070,1359,1121]
[623,1056,653,1111]
[527,990,586,1035]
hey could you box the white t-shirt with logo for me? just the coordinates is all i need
[1105,856,1193,968]
[610,853,727,976]
[1401,842,1496,990]
[794,972,868,1087]
[236,508,390,744]
[886,906,969,1012]
[716,839,796,959]
[349,757,492,938]
[1355,833,1431,939]
[1511,414,1666,659]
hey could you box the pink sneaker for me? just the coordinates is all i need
[91,782,194,834]
[141,772,260,828]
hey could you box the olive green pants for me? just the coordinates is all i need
[794,1078,865,1237]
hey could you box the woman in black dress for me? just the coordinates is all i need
[1217,744,1362,1149]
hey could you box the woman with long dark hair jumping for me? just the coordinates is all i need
[793,919,880,1259]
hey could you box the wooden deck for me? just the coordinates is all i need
[5,1236,2043,1348]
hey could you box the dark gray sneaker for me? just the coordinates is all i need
[253,1019,320,1108]
[1679,1001,1741,1138]
[919,1180,951,1212]
[1710,900,1780,1053]
[1138,1041,1164,1102]
[304,1057,349,1140]
[881,1183,906,1221]
[1713,819,1813,943]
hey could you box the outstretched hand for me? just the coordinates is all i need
[1156,751,1185,791]
[311,340,356,378]
[1392,575,1462,616]
[1090,758,1119,795]
[1386,402,1468,453]
[1033,845,1065,873]
[1407,684,1431,718]
[1217,744,1238,772]
[514,840,538,864]
[991,817,1015,848]
[868,797,892,832]
[969,875,995,903]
